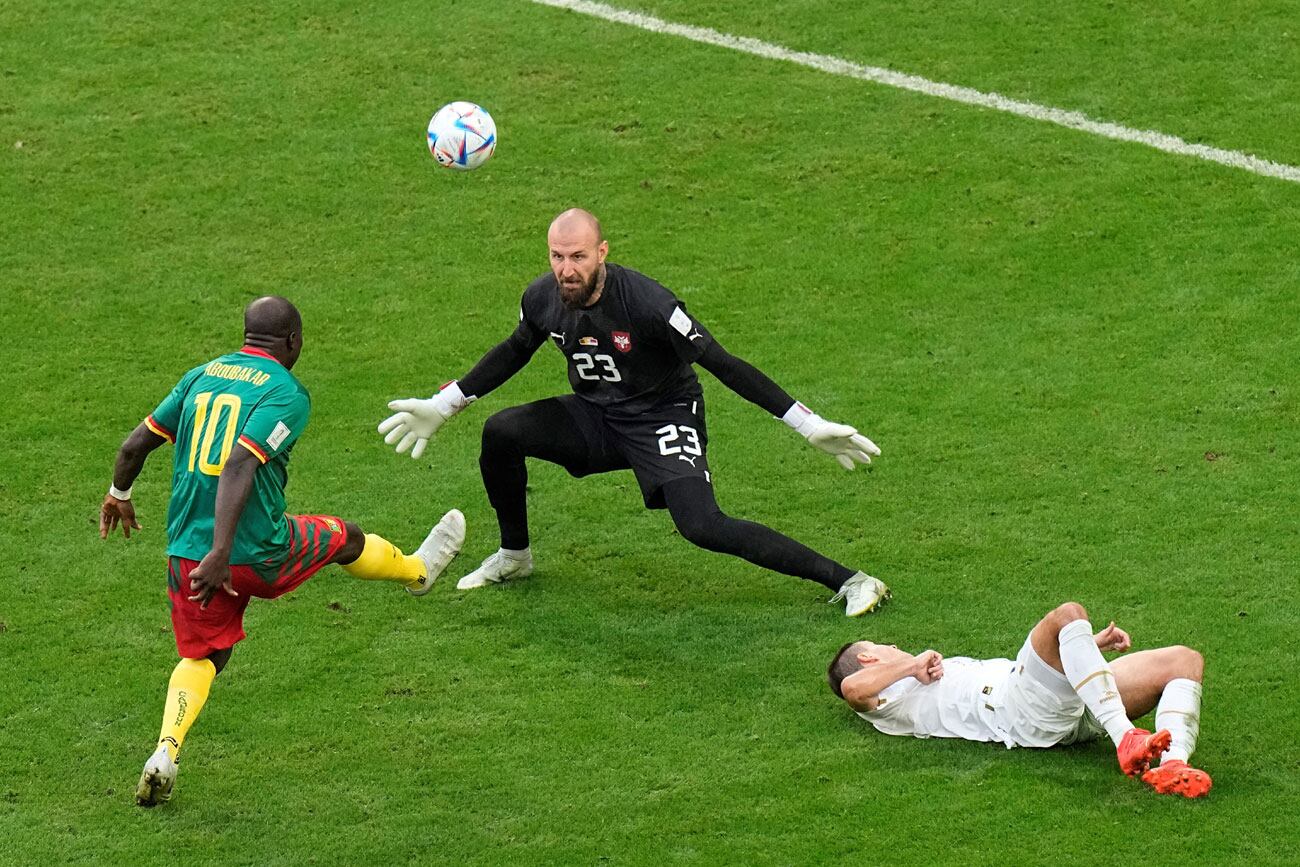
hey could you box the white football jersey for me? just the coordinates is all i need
[858,657,1018,747]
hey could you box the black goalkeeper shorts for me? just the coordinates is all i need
[553,393,712,509]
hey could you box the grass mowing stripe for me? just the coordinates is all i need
[530,0,1300,185]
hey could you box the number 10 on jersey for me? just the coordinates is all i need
[188,392,242,476]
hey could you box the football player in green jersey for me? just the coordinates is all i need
[101,296,466,807]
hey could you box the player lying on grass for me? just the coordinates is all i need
[379,208,889,616]
[826,601,1211,797]
[100,296,466,807]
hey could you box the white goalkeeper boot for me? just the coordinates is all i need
[457,548,533,590]
[830,571,891,616]
[135,745,178,807]
[406,509,467,596]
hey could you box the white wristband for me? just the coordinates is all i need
[781,401,814,430]
[436,380,473,412]
[108,484,133,501]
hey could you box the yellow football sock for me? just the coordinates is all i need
[158,657,216,761]
[341,533,425,584]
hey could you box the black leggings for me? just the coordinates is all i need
[479,399,853,591]
[479,399,627,551]
[660,478,852,590]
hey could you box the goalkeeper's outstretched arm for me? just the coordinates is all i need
[695,340,881,470]
[458,330,539,400]
[695,339,796,417]
[379,330,541,459]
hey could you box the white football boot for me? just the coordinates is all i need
[456,548,533,590]
[830,571,891,617]
[406,509,467,596]
[135,745,178,807]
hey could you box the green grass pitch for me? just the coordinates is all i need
[3,0,1298,863]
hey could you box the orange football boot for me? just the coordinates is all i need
[1141,760,1212,798]
[1116,728,1172,777]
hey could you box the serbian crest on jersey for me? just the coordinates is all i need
[611,331,632,352]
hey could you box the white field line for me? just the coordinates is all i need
[530,0,1300,185]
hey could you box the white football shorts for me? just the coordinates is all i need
[995,635,1105,748]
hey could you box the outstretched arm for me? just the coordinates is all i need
[459,332,540,400]
[99,423,168,539]
[696,340,796,417]
[380,309,544,459]
[695,339,880,470]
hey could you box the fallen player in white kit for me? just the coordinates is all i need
[826,601,1211,797]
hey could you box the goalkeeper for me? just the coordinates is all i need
[381,208,889,616]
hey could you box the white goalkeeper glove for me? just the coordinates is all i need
[783,402,880,470]
[378,381,471,459]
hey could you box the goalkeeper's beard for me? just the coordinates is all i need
[559,269,600,309]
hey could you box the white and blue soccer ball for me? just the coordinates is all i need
[427,101,497,171]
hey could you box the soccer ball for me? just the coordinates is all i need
[427,102,497,171]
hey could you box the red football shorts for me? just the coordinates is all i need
[167,514,349,658]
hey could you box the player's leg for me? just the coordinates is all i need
[137,655,218,808]
[154,648,231,759]
[1111,646,1211,797]
[1029,601,1168,776]
[661,477,855,590]
[138,560,247,807]
[333,512,466,596]
[1108,645,1203,719]
[157,649,230,759]
[615,401,887,615]
[463,397,626,589]
[479,397,616,549]
[658,481,888,616]
[257,513,461,598]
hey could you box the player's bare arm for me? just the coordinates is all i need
[187,445,259,608]
[840,646,944,712]
[100,422,169,540]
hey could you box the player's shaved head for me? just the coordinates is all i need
[547,208,609,310]
[827,641,871,699]
[549,208,603,245]
[245,295,301,337]
[243,295,304,369]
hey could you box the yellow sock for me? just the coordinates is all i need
[158,658,216,761]
[341,533,425,585]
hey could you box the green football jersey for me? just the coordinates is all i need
[146,347,311,564]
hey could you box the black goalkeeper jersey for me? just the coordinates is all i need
[512,264,714,417]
